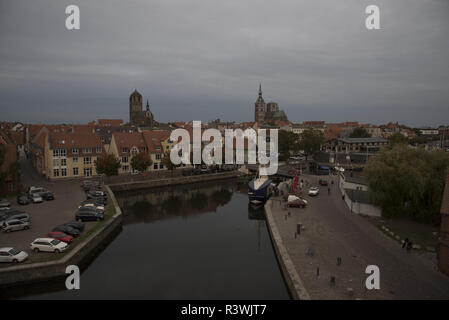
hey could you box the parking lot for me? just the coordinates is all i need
[0,157,102,264]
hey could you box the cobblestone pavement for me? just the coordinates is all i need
[270,174,449,299]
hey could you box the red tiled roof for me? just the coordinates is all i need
[48,132,103,157]
[97,119,124,127]
[142,131,171,153]
[112,132,146,155]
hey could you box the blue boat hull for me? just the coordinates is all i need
[248,178,272,204]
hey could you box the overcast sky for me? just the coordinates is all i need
[0,0,448,127]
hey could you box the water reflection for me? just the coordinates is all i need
[13,178,289,299]
[117,180,235,225]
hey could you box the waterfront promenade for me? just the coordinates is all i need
[266,175,449,300]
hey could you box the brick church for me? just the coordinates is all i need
[129,89,157,127]
[254,84,288,124]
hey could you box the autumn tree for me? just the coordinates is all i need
[131,152,153,173]
[94,154,121,176]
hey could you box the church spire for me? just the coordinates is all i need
[258,83,262,97]
[146,99,149,111]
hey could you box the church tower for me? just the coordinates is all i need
[129,89,142,123]
[254,83,266,123]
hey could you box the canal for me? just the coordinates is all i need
[20,178,289,299]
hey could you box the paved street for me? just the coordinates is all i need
[270,174,449,299]
[0,155,94,264]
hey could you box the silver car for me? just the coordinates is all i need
[2,219,31,232]
[0,247,28,263]
[30,193,43,203]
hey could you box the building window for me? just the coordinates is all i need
[61,168,67,177]
[140,147,146,152]
[131,147,138,155]
[53,159,59,167]
[160,163,164,169]
[122,147,129,153]
[156,153,161,160]
[73,167,79,176]
[61,158,67,166]
[53,169,59,177]
[122,156,128,163]
[73,157,78,163]
[72,148,78,154]
[122,165,129,172]
[53,149,59,157]
[96,146,102,153]
[153,163,158,170]
[60,149,67,157]
[84,168,92,177]
[83,147,92,154]
[83,157,91,165]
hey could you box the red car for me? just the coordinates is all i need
[319,179,328,186]
[45,231,73,243]
[287,199,307,208]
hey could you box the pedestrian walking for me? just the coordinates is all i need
[402,237,409,249]
[328,187,331,195]
[407,240,413,253]
[342,194,345,201]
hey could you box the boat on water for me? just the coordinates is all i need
[248,173,273,204]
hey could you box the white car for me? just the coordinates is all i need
[30,238,68,253]
[308,187,320,196]
[0,247,28,263]
[30,193,43,203]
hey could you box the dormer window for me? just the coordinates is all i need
[131,147,138,155]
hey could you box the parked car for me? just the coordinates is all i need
[308,187,320,196]
[17,195,30,205]
[63,221,85,232]
[41,191,55,201]
[29,193,43,203]
[200,165,209,174]
[27,186,45,196]
[287,199,307,208]
[0,198,11,208]
[75,210,104,222]
[86,194,107,205]
[0,211,30,224]
[2,219,31,232]
[45,231,73,243]
[0,247,28,263]
[78,206,105,214]
[319,179,328,186]
[87,190,107,198]
[53,225,80,237]
[88,185,103,192]
[81,180,100,192]
[30,238,68,253]
[78,203,105,211]
[80,199,106,207]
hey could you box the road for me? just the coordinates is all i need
[271,174,449,299]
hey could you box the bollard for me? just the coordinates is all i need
[297,224,301,235]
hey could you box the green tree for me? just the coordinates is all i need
[364,144,449,224]
[131,152,153,173]
[94,154,121,176]
[388,132,409,147]
[299,129,324,159]
[278,130,300,161]
[349,127,371,138]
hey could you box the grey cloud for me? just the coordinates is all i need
[0,0,448,126]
